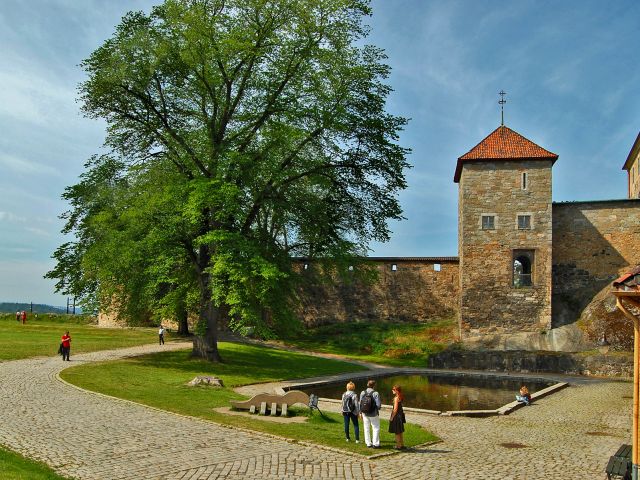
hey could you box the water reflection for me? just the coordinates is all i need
[301,374,552,411]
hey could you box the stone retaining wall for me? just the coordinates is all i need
[428,349,633,377]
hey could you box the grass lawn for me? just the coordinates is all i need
[0,313,166,361]
[0,445,68,480]
[60,342,438,453]
[278,318,459,367]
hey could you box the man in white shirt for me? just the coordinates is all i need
[158,325,165,345]
[359,379,382,448]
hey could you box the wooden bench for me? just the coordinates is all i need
[605,444,632,480]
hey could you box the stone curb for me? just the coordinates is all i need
[496,381,570,415]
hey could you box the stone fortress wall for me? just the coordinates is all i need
[295,257,459,326]
[552,199,640,327]
[293,197,640,348]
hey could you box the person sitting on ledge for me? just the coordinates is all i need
[516,385,531,406]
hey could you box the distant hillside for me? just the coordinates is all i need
[0,303,66,314]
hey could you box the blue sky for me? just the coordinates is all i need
[0,0,638,306]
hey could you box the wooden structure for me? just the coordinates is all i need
[230,390,309,416]
[613,266,640,480]
[606,444,632,480]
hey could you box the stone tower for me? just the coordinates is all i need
[454,125,558,344]
[623,132,640,199]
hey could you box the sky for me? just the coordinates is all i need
[0,0,638,307]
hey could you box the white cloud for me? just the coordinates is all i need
[33,216,58,225]
[0,152,62,177]
[0,211,26,222]
[0,258,65,305]
[542,57,585,94]
[4,247,35,254]
[25,226,51,237]
[0,61,77,127]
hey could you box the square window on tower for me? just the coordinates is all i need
[481,215,495,230]
[517,215,531,230]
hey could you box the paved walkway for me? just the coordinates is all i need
[0,342,633,479]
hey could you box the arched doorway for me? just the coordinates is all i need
[513,251,534,287]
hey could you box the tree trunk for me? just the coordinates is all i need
[192,272,223,362]
[177,301,189,335]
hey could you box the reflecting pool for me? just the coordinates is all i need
[300,374,553,411]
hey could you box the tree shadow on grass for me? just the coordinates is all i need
[123,343,361,386]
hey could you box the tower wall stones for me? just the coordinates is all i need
[458,160,553,340]
[552,199,640,327]
[623,133,640,199]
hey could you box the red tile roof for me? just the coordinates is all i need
[454,125,558,183]
[613,265,640,288]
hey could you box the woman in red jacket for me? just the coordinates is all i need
[61,331,71,361]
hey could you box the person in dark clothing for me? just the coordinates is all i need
[388,384,406,449]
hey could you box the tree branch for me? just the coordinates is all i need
[119,84,212,177]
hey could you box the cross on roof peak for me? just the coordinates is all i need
[498,90,507,126]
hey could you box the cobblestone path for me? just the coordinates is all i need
[0,343,633,479]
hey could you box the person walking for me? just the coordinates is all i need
[20,311,26,324]
[359,379,382,448]
[158,325,165,345]
[16,311,20,322]
[389,384,406,449]
[61,331,71,361]
[341,381,360,443]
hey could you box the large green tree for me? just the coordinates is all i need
[48,0,409,361]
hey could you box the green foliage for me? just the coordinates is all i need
[61,342,437,451]
[0,446,69,480]
[48,0,410,355]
